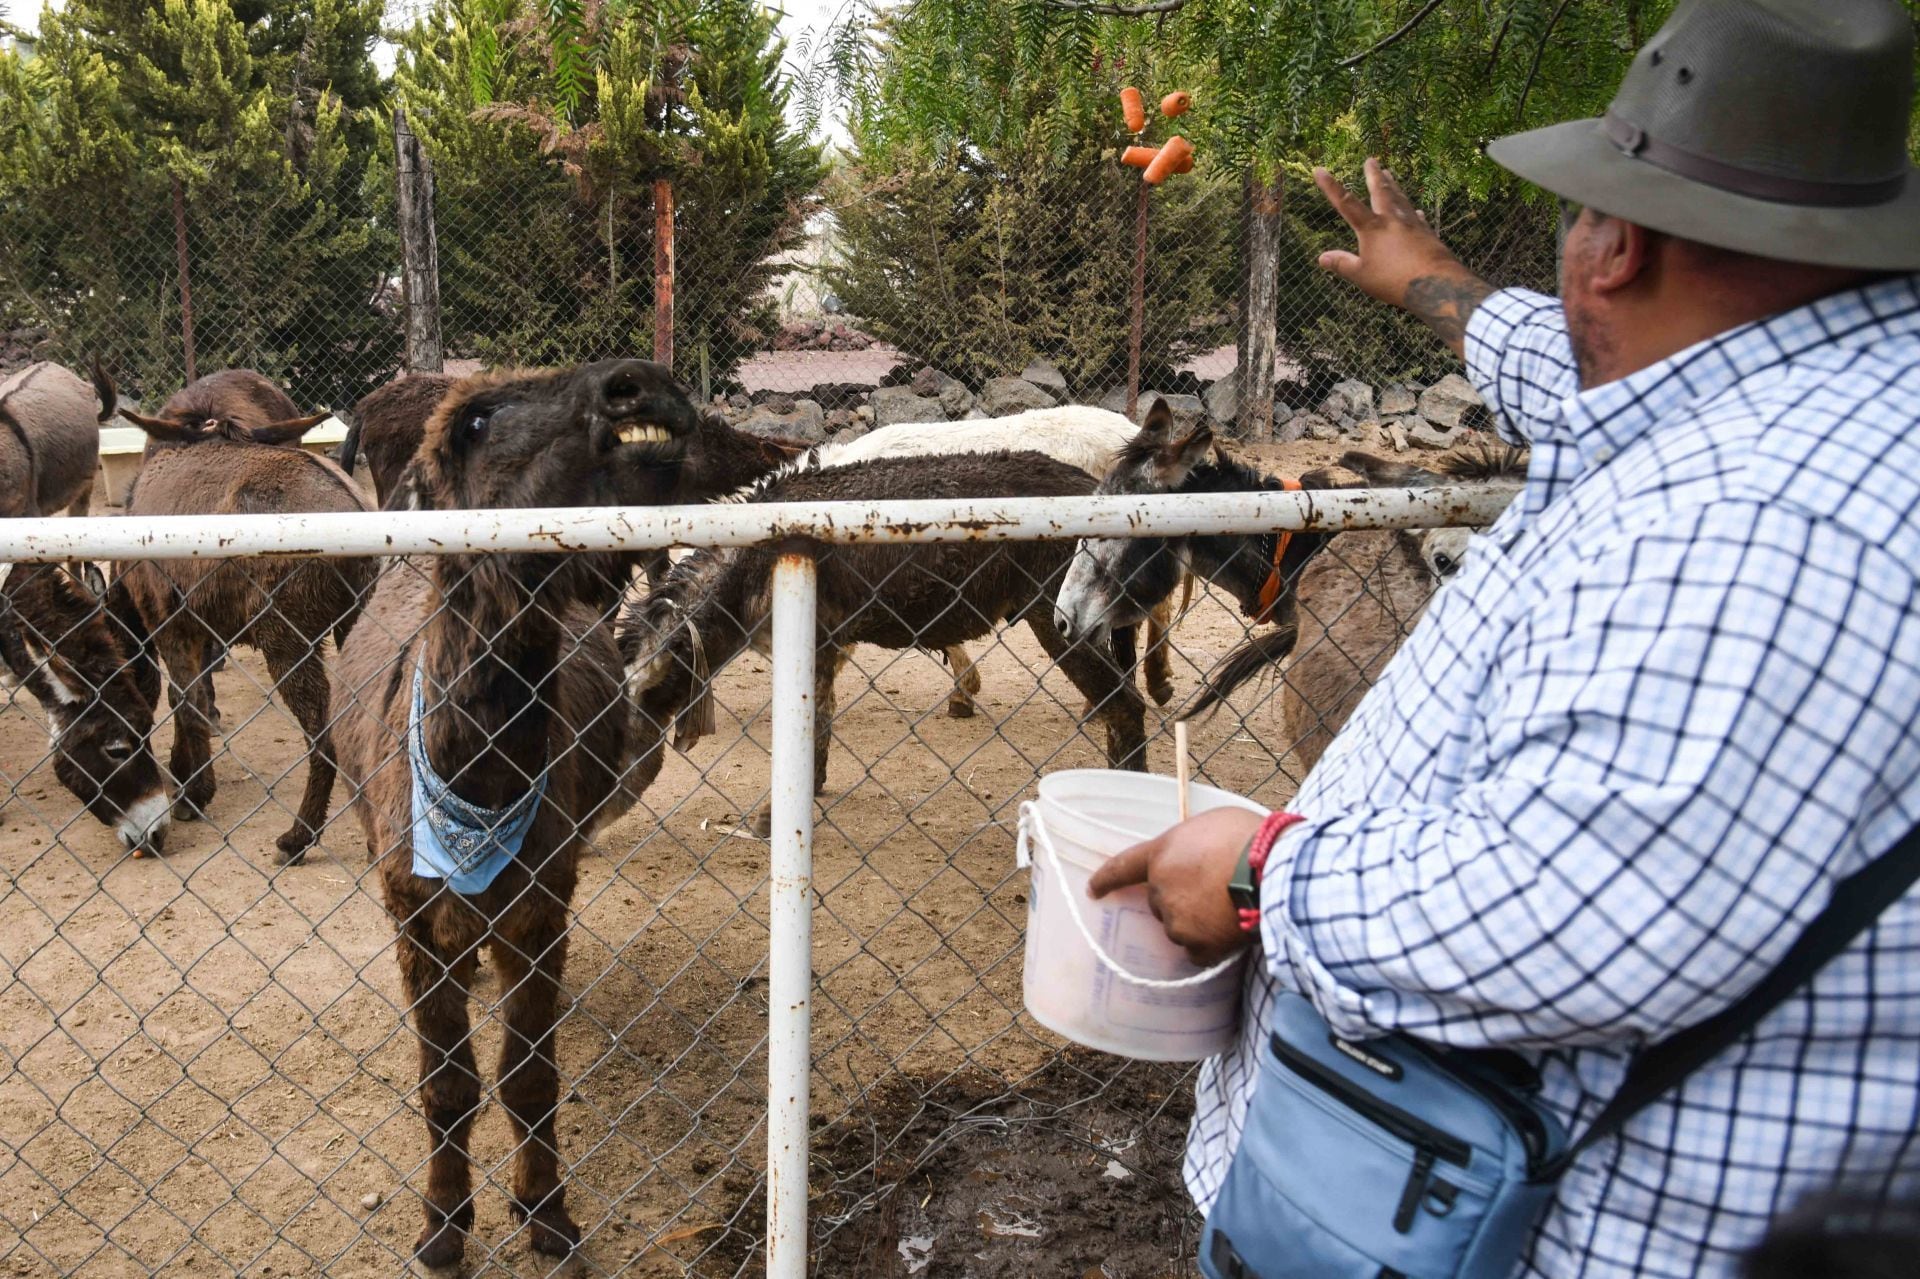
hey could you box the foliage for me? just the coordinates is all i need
[0,0,394,408]
[827,146,1236,394]
[794,0,1706,385]
[393,0,826,382]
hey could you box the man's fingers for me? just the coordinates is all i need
[1087,841,1154,898]
[1367,158,1415,219]
[1313,166,1370,232]
[1317,249,1362,279]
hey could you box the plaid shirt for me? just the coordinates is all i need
[1187,275,1920,1277]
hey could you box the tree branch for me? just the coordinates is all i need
[1336,0,1449,69]
[1515,0,1576,121]
[1041,0,1185,15]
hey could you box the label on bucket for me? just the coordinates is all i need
[1093,902,1241,1034]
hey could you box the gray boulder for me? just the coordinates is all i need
[938,382,977,418]
[981,375,1055,416]
[871,386,946,427]
[1385,420,1411,452]
[1142,392,1206,426]
[1097,386,1131,416]
[1418,374,1489,430]
[1322,379,1374,420]
[1295,412,1340,442]
[1378,385,1418,417]
[1203,371,1240,432]
[910,366,963,398]
[1271,407,1306,444]
[1019,359,1069,403]
[1405,415,1461,450]
[738,397,827,444]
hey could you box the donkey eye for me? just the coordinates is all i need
[462,412,491,444]
[1435,554,1456,575]
[102,740,133,761]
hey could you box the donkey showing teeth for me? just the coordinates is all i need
[330,360,699,1271]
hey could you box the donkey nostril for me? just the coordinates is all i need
[604,375,642,404]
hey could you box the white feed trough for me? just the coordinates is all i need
[96,415,352,508]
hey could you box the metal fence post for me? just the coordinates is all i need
[767,548,817,1277]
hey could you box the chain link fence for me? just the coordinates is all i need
[0,462,1517,1276]
[0,24,1560,461]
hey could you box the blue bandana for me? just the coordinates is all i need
[408,664,548,894]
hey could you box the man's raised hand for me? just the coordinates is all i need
[1314,157,1493,357]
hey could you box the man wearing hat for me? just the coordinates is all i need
[1089,0,1920,1273]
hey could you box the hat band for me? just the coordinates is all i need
[1603,112,1907,208]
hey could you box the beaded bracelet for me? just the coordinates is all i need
[1234,811,1307,933]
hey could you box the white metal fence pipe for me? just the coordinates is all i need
[0,486,1520,561]
[766,550,818,1278]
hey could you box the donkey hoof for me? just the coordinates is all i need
[411,1221,467,1273]
[747,808,773,841]
[513,1199,580,1258]
[946,698,977,720]
[274,827,315,865]
[1148,677,1176,707]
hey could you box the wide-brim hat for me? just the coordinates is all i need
[1487,0,1920,271]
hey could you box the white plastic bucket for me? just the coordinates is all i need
[1016,769,1267,1061]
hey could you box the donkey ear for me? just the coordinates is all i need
[243,412,332,446]
[75,561,107,600]
[1154,421,1213,488]
[118,408,209,442]
[1138,396,1175,439]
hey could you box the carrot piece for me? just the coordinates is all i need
[1172,149,1194,174]
[1120,87,1147,133]
[1160,91,1192,117]
[1142,135,1193,185]
[1121,145,1159,169]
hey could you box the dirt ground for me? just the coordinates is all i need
[0,437,1405,1277]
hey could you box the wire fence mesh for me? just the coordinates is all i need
[0,446,1518,1276]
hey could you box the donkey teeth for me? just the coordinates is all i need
[617,423,673,446]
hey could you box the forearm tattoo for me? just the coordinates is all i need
[1402,274,1496,348]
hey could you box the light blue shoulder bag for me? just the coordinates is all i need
[1201,824,1920,1279]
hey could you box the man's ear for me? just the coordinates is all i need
[1579,215,1654,297]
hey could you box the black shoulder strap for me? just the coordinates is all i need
[1545,822,1920,1180]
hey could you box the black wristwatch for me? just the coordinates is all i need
[1227,830,1262,915]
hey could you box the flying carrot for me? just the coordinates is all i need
[1121,145,1159,169]
[1142,135,1193,185]
[1120,87,1147,133]
[1160,91,1192,118]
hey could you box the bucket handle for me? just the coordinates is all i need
[1018,801,1244,990]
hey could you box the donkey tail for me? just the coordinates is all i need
[1181,622,1301,721]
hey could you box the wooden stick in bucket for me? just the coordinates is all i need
[1175,721,1192,821]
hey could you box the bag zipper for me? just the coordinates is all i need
[1397,1037,1552,1177]
[1270,1034,1471,1166]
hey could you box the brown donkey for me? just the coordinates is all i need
[330,360,699,1268]
[117,392,369,861]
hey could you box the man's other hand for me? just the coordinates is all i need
[1087,806,1268,967]
[1314,157,1493,356]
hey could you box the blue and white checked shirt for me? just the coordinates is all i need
[1189,275,1920,1277]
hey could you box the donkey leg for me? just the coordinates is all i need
[1144,598,1177,707]
[261,633,335,863]
[942,644,981,719]
[489,917,579,1258]
[1027,611,1146,772]
[156,625,216,821]
[397,914,483,1271]
[749,647,841,840]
